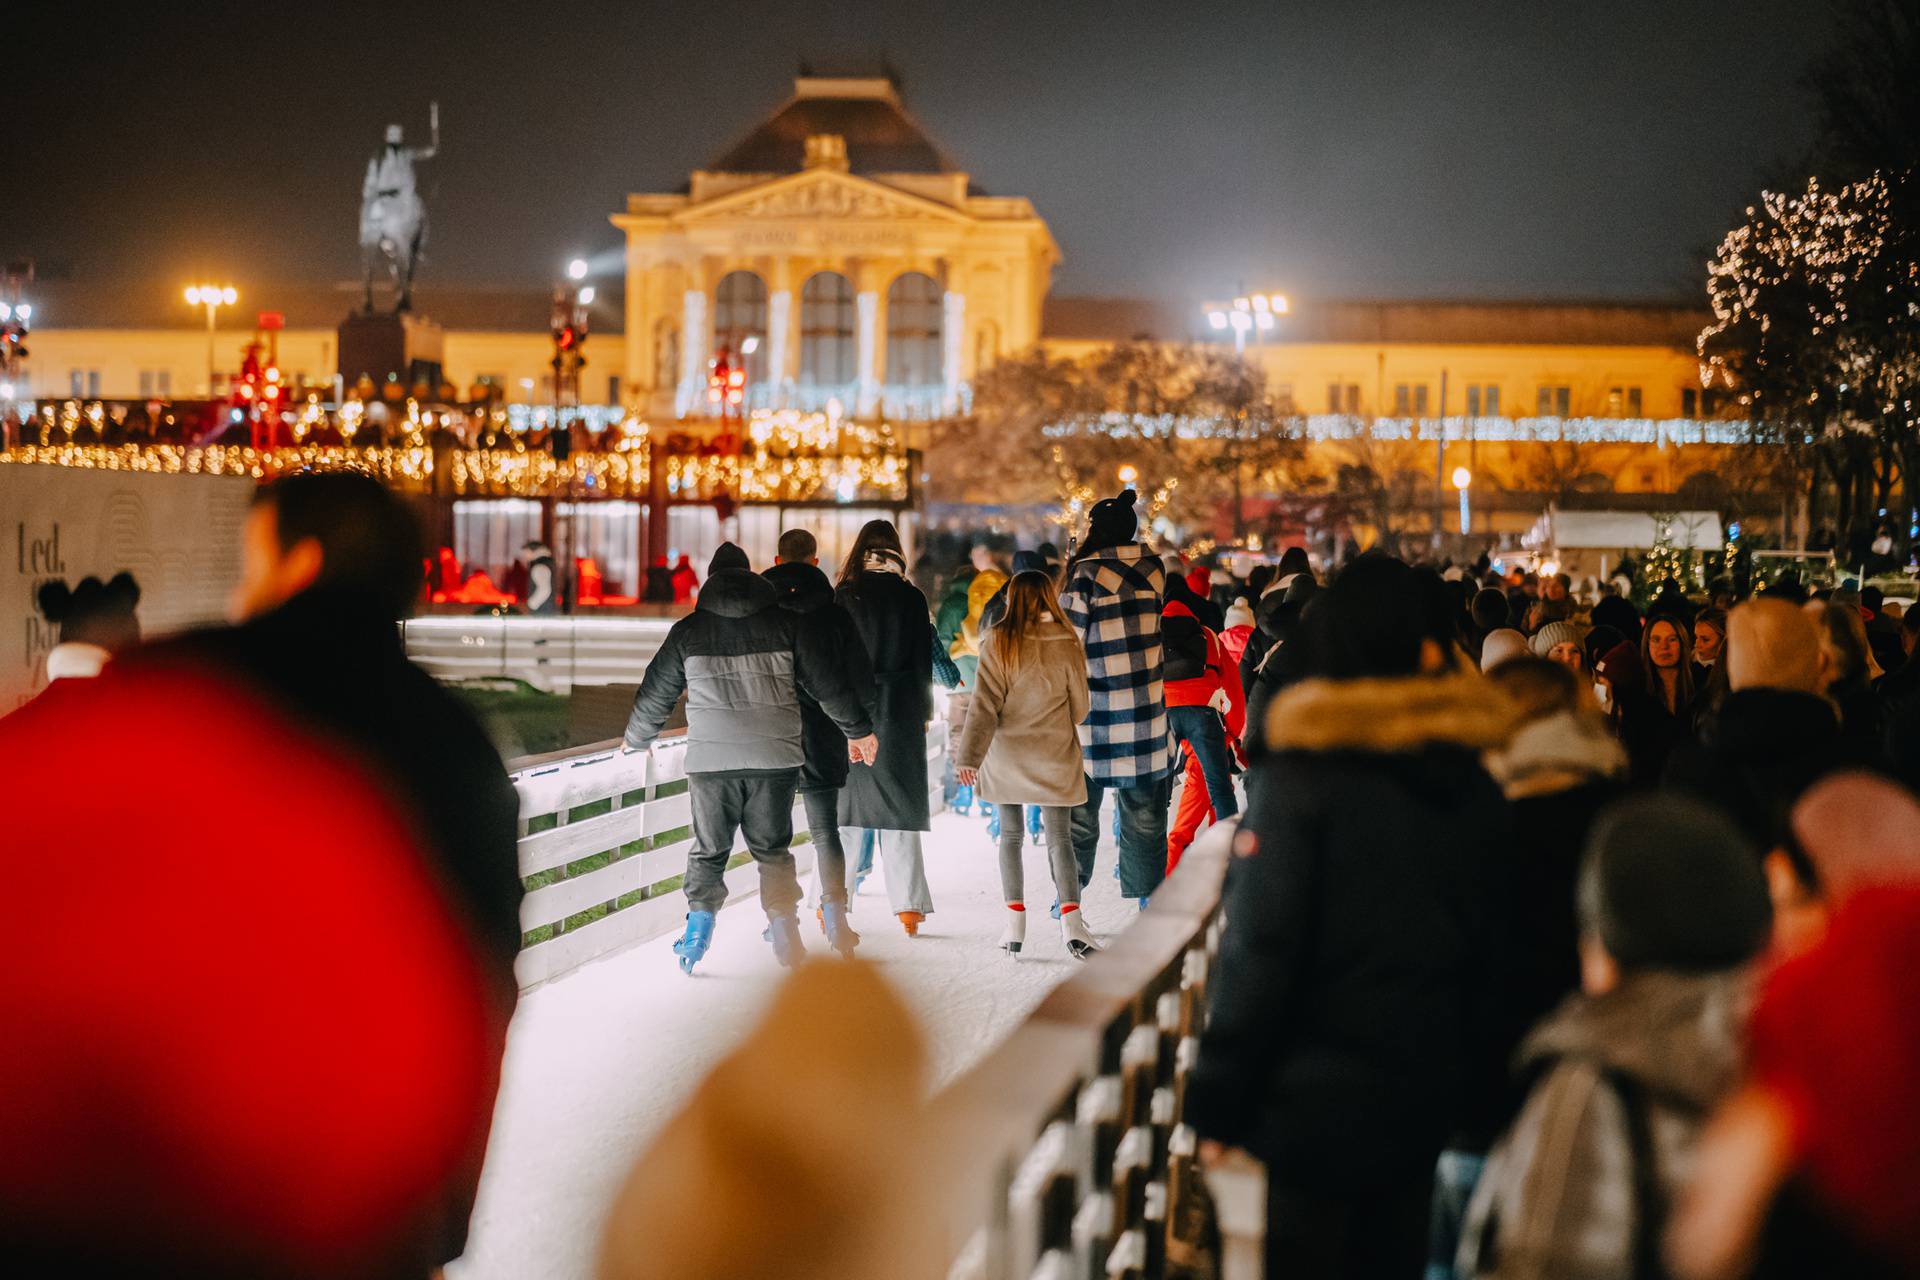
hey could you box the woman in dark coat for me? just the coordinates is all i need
[835,520,937,936]
[1187,555,1519,1280]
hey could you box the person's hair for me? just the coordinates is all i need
[1695,606,1728,641]
[254,472,423,619]
[37,572,142,651]
[1903,607,1920,639]
[1471,587,1510,631]
[837,518,905,586]
[987,570,1076,677]
[1486,654,1584,722]
[776,528,818,563]
[1299,554,1426,680]
[1861,585,1885,613]
[1640,613,1695,712]
[1811,599,1873,682]
[1247,563,1276,599]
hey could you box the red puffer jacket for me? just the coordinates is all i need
[1162,598,1247,742]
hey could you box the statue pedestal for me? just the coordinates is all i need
[338,311,445,394]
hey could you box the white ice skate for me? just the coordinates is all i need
[1000,905,1027,956]
[1060,908,1101,960]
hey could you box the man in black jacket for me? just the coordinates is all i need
[623,541,876,973]
[126,471,520,1269]
[762,527,876,956]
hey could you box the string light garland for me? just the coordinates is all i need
[0,406,911,504]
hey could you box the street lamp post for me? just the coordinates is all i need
[1205,292,1289,354]
[184,285,237,397]
[1453,466,1473,537]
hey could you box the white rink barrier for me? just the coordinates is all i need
[404,615,677,693]
[929,820,1260,1280]
[507,705,951,990]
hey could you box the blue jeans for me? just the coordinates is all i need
[1426,1149,1486,1280]
[1069,772,1172,899]
[1168,705,1238,821]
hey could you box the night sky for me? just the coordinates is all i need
[12,0,1832,303]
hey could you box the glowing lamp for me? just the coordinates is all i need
[1452,467,1472,489]
[0,304,10,321]
[1269,294,1289,314]
[13,304,27,321]
[567,259,589,281]
[1229,311,1252,331]
[1254,312,1275,330]
[578,286,596,305]
[1250,294,1270,312]
[740,335,760,354]
[1207,311,1228,330]
[1117,463,1139,486]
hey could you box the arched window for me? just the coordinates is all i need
[713,271,768,386]
[799,271,856,388]
[885,272,944,388]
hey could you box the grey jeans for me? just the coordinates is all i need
[996,804,1079,907]
[685,771,801,917]
[802,788,849,906]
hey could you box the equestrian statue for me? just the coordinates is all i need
[359,103,438,313]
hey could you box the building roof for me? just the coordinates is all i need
[29,279,626,335]
[1043,296,1710,349]
[702,75,966,180]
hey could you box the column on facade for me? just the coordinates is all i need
[766,256,793,411]
[941,260,967,416]
[623,245,650,409]
[855,259,881,420]
[675,284,708,418]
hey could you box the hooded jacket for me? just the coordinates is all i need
[1460,970,1750,1280]
[1057,543,1172,783]
[763,560,876,793]
[1188,672,1520,1191]
[624,550,872,775]
[1161,599,1247,742]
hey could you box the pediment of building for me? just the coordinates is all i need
[678,169,972,226]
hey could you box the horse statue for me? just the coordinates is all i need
[359,103,438,313]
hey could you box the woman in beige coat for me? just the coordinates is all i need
[954,570,1100,959]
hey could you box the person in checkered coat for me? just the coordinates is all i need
[1057,489,1175,903]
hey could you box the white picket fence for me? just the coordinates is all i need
[508,709,951,990]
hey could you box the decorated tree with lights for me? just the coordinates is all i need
[931,342,1305,544]
[1699,2,1920,557]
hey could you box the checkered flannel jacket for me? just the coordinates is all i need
[1058,544,1172,784]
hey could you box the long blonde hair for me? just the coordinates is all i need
[988,570,1075,677]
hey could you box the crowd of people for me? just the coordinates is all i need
[1175,536,1920,1278]
[12,466,1920,1279]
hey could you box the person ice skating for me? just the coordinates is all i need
[941,548,1008,819]
[953,570,1099,960]
[1058,489,1175,906]
[622,542,878,973]
[35,572,142,682]
[834,520,939,937]
[518,540,558,614]
[1163,585,1245,873]
[763,528,875,957]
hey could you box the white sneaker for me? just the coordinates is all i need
[1060,909,1101,960]
[1000,906,1027,956]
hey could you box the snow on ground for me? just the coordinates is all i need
[451,806,1136,1280]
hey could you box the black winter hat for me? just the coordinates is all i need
[708,542,751,574]
[1083,490,1139,554]
[1471,587,1510,632]
[1578,795,1772,973]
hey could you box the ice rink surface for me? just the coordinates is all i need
[452,806,1137,1280]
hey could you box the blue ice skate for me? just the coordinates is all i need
[767,913,806,968]
[673,910,715,975]
[821,900,860,958]
[953,783,975,816]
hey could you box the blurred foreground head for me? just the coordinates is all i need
[1726,598,1827,694]
[599,962,933,1280]
[232,472,425,623]
[0,667,498,1277]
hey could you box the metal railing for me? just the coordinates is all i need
[928,819,1259,1280]
[505,710,951,990]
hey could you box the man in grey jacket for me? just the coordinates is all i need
[623,542,878,972]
